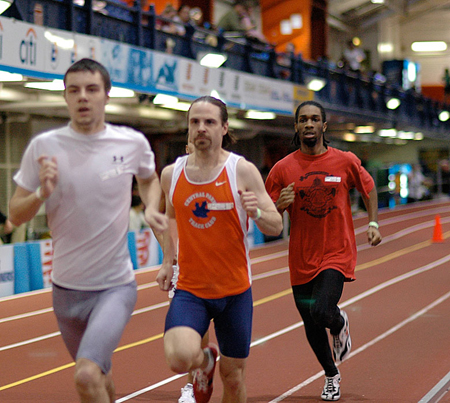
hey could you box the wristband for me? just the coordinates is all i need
[368,221,379,229]
[35,186,47,202]
[252,207,262,220]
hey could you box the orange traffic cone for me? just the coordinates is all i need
[432,214,444,243]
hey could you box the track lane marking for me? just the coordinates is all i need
[268,289,450,402]
[1,232,448,385]
[0,274,289,391]
[1,224,448,393]
[111,253,450,402]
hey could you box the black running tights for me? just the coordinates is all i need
[292,269,345,377]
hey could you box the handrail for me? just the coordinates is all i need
[7,0,450,137]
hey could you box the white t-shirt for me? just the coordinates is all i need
[14,123,155,290]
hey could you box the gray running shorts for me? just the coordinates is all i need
[52,280,137,374]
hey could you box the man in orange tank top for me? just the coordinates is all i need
[156,96,283,403]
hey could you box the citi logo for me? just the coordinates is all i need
[20,28,37,66]
[71,44,78,64]
[50,42,58,69]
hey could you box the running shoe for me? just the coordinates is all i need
[193,343,219,403]
[333,310,351,363]
[178,383,196,403]
[321,372,341,401]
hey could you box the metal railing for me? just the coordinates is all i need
[7,0,450,138]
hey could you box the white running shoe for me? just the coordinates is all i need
[333,310,351,363]
[178,383,196,403]
[321,372,341,401]
[169,264,179,299]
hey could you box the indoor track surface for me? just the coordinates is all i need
[1,199,450,402]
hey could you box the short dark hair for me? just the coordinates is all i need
[293,100,329,148]
[64,58,112,94]
[188,96,237,148]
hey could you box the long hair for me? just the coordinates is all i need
[188,96,237,148]
[64,58,112,94]
[292,100,329,148]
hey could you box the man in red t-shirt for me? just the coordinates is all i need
[265,100,382,401]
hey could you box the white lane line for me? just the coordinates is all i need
[268,290,450,403]
[418,370,450,403]
[0,307,53,324]
[0,269,289,351]
[116,254,450,402]
[0,332,61,352]
[354,203,450,235]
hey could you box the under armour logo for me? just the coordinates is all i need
[113,155,124,163]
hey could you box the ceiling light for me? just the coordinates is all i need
[109,87,134,98]
[411,41,447,52]
[160,101,191,111]
[305,77,326,91]
[153,94,178,105]
[245,110,276,120]
[414,132,424,140]
[379,129,397,137]
[439,111,450,122]
[354,125,375,134]
[25,79,65,91]
[386,97,401,110]
[371,0,384,3]
[343,133,356,142]
[198,52,227,68]
[0,0,12,14]
[0,70,23,82]
[397,131,415,140]
[378,43,393,53]
[210,90,225,102]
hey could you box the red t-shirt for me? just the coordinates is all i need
[265,147,374,285]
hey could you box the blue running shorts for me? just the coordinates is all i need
[165,287,253,359]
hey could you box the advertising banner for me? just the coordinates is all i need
[135,228,161,269]
[38,239,53,289]
[0,245,14,297]
[0,16,295,115]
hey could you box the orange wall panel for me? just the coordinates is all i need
[421,85,444,102]
[260,0,312,59]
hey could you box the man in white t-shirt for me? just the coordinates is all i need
[9,58,168,402]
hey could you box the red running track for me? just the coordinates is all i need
[1,199,450,402]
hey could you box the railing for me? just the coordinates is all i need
[7,0,450,137]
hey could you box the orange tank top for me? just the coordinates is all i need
[170,153,251,299]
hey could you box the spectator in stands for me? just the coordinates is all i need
[217,0,269,45]
[9,58,168,403]
[156,3,178,34]
[443,68,450,104]
[343,39,366,72]
[190,7,204,28]
[277,42,296,79]
[173,4,191,36]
